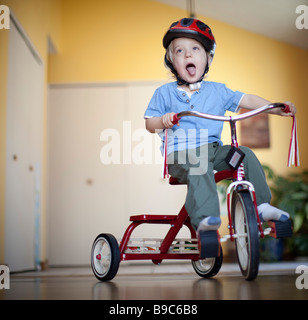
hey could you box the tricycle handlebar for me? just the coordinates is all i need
[172,103,288,124]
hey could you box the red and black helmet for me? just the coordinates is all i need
[163,18,216,57]
[163,18,216,85]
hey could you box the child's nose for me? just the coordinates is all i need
[185,50,192,58]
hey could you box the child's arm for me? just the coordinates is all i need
[145,112,177,133]
[239,94,296,116]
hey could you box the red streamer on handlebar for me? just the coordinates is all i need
[162,114,180,179]
[282,104,300,167]
[163,129,169,179]
[288,115,300,167]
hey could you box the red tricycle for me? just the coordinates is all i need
[91,103,296,281]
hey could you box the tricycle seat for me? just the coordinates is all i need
[129,214,178,222]
[169,176,184,185]
[169,170,233,185]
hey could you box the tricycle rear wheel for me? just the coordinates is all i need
[91,233,120,281]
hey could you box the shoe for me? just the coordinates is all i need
[258,203,289,222]
[197,216,221,233]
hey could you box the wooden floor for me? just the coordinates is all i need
[1,261,308,300]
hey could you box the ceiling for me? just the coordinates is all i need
[154,0,308,50]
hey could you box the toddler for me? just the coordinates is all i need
[144,18,296,236]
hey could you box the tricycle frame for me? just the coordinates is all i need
[91,103,293,281]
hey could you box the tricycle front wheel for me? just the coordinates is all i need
[232,190,259,281]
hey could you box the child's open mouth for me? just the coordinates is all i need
[186,63,196,76]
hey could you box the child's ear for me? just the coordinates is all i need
[207,54,213,66]
[166,48,173,63]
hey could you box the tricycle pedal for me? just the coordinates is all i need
[268,219,293,238]
[198,230,220,258]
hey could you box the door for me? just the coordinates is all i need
[47,82,188,265]
[5,17,44,272]
[47,85,129,265]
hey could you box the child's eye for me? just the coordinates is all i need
[193,46,200,51]
[176,48,183,54]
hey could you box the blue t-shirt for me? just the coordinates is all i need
[144,81,244,154]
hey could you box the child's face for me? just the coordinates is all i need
[170,37,208,85]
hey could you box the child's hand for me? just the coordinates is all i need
[162,112,179,129]
[279,101,297,116]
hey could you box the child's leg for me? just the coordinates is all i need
[213,145,272,204]
[214,145,289,221]
[240,147,289,221]
[185,162,220,230]
[168,143,221,230]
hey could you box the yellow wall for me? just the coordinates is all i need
[1,0,307,263]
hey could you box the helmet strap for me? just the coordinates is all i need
[164,54,209,89]
[189,82,202,90]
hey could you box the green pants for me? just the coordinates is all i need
[168,142,271,230]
